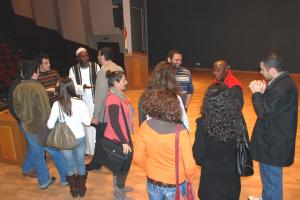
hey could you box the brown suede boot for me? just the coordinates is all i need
[77,173,88,198]
[67,174,78,198]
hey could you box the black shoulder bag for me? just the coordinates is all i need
[99,103,133,175]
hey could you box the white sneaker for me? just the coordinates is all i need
[248,196,262,200]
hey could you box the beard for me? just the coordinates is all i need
[172,63,181,68]
[79,61,89,68]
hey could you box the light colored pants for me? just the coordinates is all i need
[61,137,86,176]
[82,92,96,155]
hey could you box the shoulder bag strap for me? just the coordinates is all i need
[57,102,64,122]
[105,93,132,145]
[175,124,181,200]
[57,103,65,122]
[237,120,248,143]
[120,102,132,145]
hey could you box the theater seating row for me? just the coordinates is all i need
[0,42,20,88]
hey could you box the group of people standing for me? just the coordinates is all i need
[196,53,297,200]
[193,54,298,200]
[135,51,298,200]
[7,47,298,200]
[8,47,130,198]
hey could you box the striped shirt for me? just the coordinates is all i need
[176,67,194,105]
[38,69,60,105]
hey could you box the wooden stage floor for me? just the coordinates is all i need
[0,69,299,200]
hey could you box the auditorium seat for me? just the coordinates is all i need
[6,62,16,69]
[7,67,16,74]
[2,48,12,56]
[2,55,12,63]
[11,54,20,63]
[0,35,24,93]
[2,77,12,86]
[0,63,6,70]
[0,73,6,81]
[0,43,8,49]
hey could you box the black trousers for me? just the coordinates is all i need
[89,122,107,165]
[113,172,129,188]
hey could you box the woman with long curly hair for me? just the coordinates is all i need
[135,89,196,199]
[193,83,248,200]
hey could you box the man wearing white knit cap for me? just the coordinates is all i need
[69,47,100,155]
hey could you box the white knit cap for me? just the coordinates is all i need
[76,47,87,56]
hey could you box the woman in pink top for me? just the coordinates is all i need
[103,70,134,200]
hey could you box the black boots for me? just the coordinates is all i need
[77,173,88,197]
[67,175,78,198]
[67,173,87,198]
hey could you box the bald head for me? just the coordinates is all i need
[213,60,229,81]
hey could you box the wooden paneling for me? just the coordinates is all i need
[0,110,27,165]
[124,52,149,90]
[0,125,17,161]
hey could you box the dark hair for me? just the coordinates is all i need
[143,89,181,123]
[35,53,49,65]
[144,61,180,95]
[262,52,283,71]
[201,84,245,142]
[58,77,78,116]
[21,60,39,79]
[167,49,182,59]
[99,47,114,61]
[106,70,125,87]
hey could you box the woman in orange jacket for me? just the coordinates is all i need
[134,89,196,200]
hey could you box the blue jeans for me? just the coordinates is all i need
[23,130,50,186]
[23,127,67,185]
[147,180,186,200]
[18,123,35,173]
[259,162,283,200]
[44,146,67,184]
[61,137,86,176]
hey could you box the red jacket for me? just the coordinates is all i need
[104,93,131,143]
[214,69,243,90]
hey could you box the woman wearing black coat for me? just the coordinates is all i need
[193,84,248,200]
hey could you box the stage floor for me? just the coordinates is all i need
[0,69,299,199]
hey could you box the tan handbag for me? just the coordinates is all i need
[47,104,76,149]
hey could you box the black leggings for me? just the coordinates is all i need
[113,172,129,188]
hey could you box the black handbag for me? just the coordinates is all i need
[236,135,254,176]
[100,137,133,174]
[99,102,133,174]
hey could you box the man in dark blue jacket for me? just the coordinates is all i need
[249,53,298,200]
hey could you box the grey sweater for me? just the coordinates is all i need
[93,61,123,122]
